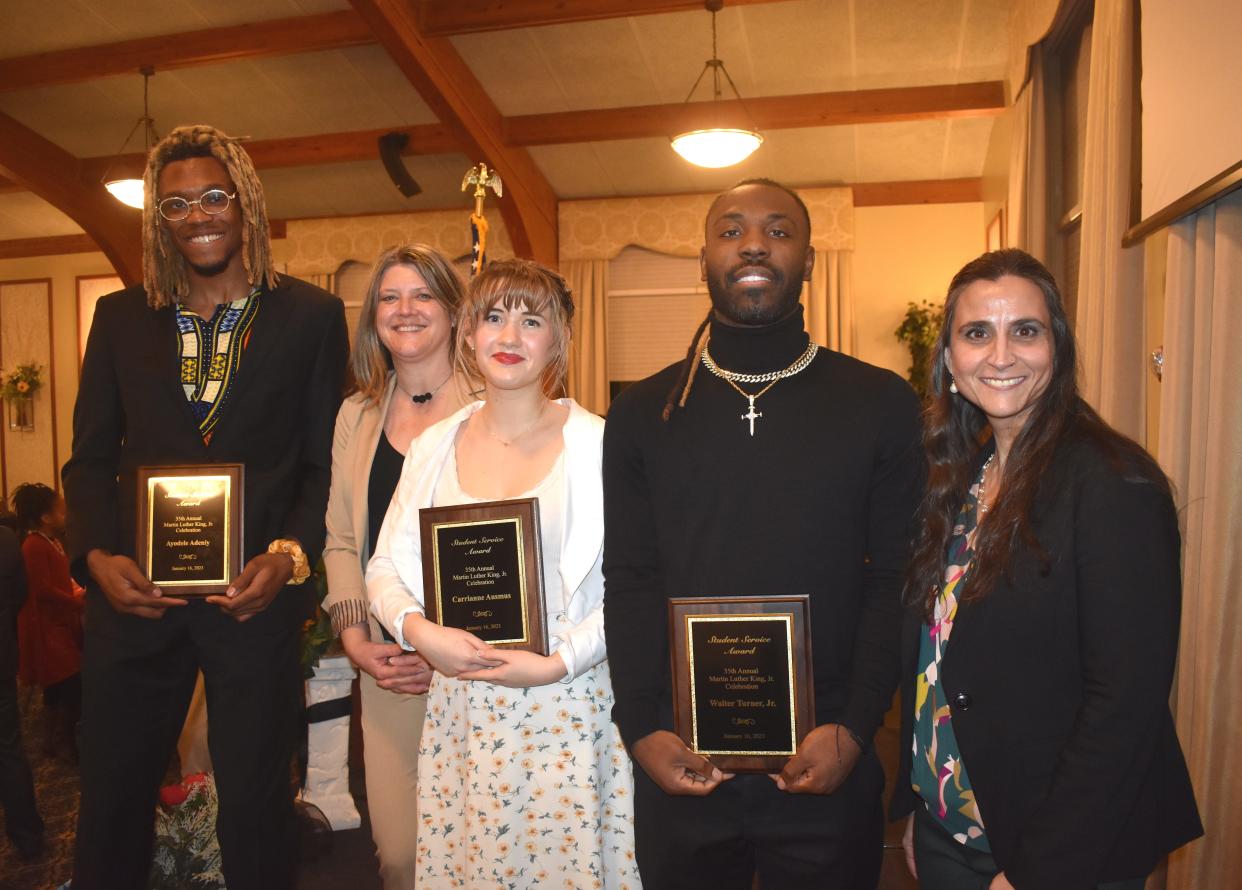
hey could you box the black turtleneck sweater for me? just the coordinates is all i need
[602,307,924,750]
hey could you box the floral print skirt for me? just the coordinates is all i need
[415,662,642,889]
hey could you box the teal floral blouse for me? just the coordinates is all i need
[911,470,990,850]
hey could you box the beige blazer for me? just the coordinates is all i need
[322,374,399,632]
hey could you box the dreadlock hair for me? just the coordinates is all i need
[11,482,58,538]
[904,248,1171,619]
[661,177,812,421]
[455,259,575,397]
[351,244,468,406]
[142,125,277,309]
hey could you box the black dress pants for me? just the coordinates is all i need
[0,659,43,853]
[72,591,304,890]
[633,749,886,890]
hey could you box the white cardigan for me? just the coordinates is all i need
[365,398,608,682]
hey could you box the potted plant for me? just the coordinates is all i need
[893,301,943,401]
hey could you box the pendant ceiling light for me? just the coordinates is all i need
[670,0,763,168]
[101,67,158,209]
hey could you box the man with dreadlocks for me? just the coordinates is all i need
[602,179,924,889]
[62,124,348,889]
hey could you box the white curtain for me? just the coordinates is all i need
[563,259,610,416]
[802,250,854,354]
[1074,0,1145,441]
[1006,49,1048,259]
[1155,189,1242,890]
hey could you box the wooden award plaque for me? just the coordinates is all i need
[668,595,815,773]
[136,464,244,596]
[419,497,548,655]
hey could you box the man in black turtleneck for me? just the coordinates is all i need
[602,179,923,889]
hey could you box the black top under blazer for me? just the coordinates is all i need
[63,276,348,617]
[893,425,1202,890]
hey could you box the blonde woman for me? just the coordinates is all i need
[322,244,472,888]
[367,259,640,888]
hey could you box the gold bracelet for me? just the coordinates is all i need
[267,538,310,585]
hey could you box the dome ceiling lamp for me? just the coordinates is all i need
[670,0,763,169]
[101,67,158,209]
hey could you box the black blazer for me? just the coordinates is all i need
[62,276,348,619]
[893,430,1202,890]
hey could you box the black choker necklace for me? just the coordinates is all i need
[403,373,451,404]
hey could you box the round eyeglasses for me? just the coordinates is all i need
[157,189,237,222]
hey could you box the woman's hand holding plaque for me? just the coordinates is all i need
[402,611,502,677]
[457,646,569,687]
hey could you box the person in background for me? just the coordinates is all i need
[367,259,640,888]
[0,516,43,860]
[62,124,347,890]
[321,243,471,888]
[12,483,84,762]
[894,248,1202,889]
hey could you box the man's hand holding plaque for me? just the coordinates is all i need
[87,549,188,619]
[137,464,243,597]
[668,595,815,775]
[773,722,862,794]
[630,730,731,796]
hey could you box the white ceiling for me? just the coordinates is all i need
[0,0,1012,242]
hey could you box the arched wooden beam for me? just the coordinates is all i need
[0,111,141,284]
[349,0,558,265]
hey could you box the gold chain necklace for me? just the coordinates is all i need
[700,340,819,436]
[480,401,547,447]
[976,452,996,514]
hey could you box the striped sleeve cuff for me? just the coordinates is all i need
[328,598,370,638]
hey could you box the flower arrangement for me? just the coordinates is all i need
[1,362,42,400]
[149,772,226,889]
[893,300,944,401]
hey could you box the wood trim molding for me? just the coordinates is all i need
[350,0,559,263]
[0,11,374,92]
[417,0,794,36]
[1123,159,1242,246]
[0,277,58,495]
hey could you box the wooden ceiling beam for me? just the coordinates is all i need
[350,0,559,264]
[0,11,374,92]
[75,124,458,184]
[0,234,99,259]
[0,111,141,283]
[506,81,1005,145]
[416,0,794,36]
[852,178,982,206]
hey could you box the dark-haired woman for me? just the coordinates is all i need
[321,244,470,889]
[12,483,84,761]
[894,249,1202,890]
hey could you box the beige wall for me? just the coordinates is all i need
[0,251,117,499]
[852,202,986,377]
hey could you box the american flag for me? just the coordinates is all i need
[470,211,488,277]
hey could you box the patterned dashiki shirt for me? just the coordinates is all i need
[175,288,260,443]
[911,462,990,850]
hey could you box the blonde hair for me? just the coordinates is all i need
[352,244,467,405]
[142,125,277,309]
[455,259,575,397]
